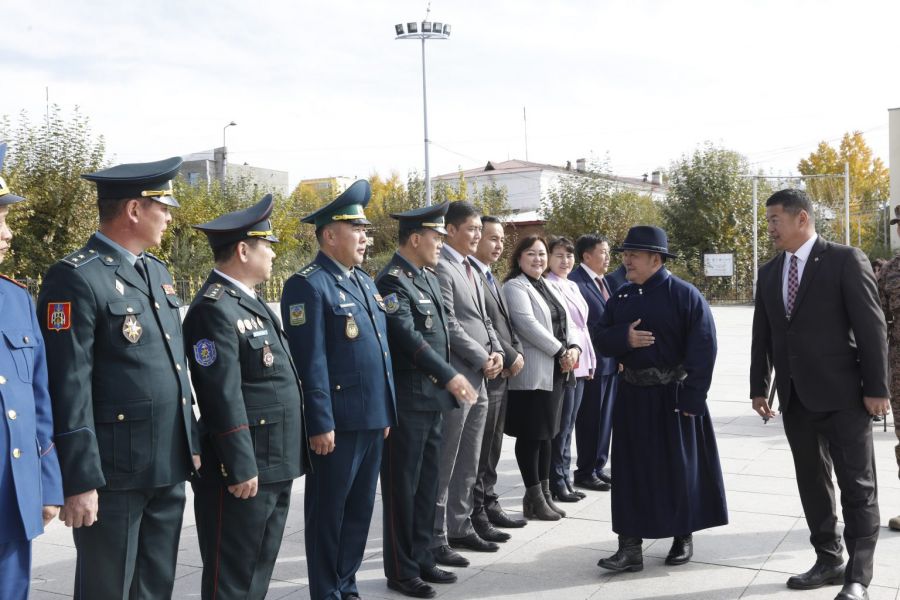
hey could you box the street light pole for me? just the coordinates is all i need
[395,18,450,206]
[222,121,236,183]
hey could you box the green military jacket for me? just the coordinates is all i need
[37,234,198,496]
[375,252,458,412]
[184,271,310,486]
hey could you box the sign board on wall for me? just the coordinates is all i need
[704,253,734,277]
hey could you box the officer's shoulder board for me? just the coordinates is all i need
[60,247,101,268]
[423,266,437,274]
[203,283,225,301]
[385,265,403,279]
[0,273,26,289]
[297,263,321,279]
[143,251,166,266]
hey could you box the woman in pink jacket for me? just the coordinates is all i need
[545,236,598,502]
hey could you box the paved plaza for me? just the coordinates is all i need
[28,306,900,599]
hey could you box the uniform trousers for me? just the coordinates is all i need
[472,377,508,523]
[0,539,31,600]
[382,410,442,580]
[306,429,383,600]
[782,390,879,586]
[73,482,186,600]
[574,373,616,480]
[193,479,293,600]
[432,381,488,547]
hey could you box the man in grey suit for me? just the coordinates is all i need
[431,202,505,567]
[468,216,526,540]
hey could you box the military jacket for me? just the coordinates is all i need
[375,253,458,412]
[184,271,310,485]
[281,251,396,436]
[878,254,900,350]
[0,274,64,543]
[37,235,198,496]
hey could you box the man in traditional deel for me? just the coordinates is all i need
[594,225,727,574]
[183,193,310,599]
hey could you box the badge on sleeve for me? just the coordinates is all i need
[383,293,400,314]
[47,302,72,331]
[193,339,217,367]
[289,303,306,326]
[122,315,143,343]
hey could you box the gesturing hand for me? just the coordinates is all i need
[627,319,655,349]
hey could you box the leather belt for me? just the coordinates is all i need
[621,365,687,386]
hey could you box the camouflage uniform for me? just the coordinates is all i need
[877,254,900,475]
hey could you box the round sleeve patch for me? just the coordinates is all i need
[383,293,400,314]
[193,339,217,367]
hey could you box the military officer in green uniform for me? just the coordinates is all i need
[376,203,477,598]
[36,157,200,600]
[184,193,311,599]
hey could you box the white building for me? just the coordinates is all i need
[432,158,667,214]
[181,147,289,197]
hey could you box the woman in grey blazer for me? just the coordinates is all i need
[502,235,581,521]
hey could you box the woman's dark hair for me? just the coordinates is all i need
[547,235,575,255]
[504,234,547,282]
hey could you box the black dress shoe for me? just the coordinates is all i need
[551,486,582,503]
[448,533,500,552]
[574,475,611,492]
[786,561,846,590]
[664,535,693,565]
[596,468,612,484]
[342,594,361,600]
[473,520,511,542]
[835,582,868,600]
[565,479,586,499]
[485,504,527,528]
[432,544,470,567]
[420,564,458,584]
[387,577,436,599]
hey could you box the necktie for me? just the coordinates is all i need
[464,259,477,290]
[134,256,150,286]
[486,270,499,296]
[595,276,609,301]
[786,254,799,316]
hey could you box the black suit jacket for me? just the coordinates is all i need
[469,258,523,369]
[750,236,889,411]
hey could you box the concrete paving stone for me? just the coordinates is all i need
[722,472,806,497]
[716,434,776,461]
[437,569,606,600]
[589,560,759,600]
[737,449,801,479]
[720,489,803,519]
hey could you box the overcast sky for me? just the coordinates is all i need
[3,0,898,189]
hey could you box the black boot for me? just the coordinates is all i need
[665,534,693,566]
[522,484,561,521]
[541,479,566,517]
[597,536,643,572]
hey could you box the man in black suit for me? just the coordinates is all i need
[468,216,526,539]
[750,189,889,600]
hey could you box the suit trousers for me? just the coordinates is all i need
[574,373,617,480]
[0,539,31,600]
[193,479,293,600]
[306,429,383,600]
[382,410,443,580]
[433,381,488,546]
[472,376,509,522]
[782,392,879,586]
[73,483,186,600]
[551,377,586,490]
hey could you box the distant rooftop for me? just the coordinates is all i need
[433,159,666,189]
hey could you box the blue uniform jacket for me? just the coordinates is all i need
[281,252,396,436]
[0,274,63,543]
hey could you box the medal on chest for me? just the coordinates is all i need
[122,315,143,343]
[262,343,274,368]
[345,315,359,339]
[425,315,433,329]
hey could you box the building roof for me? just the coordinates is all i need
[433,159,666,190]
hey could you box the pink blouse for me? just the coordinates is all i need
[546,272,597,378]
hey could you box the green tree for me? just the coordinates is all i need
[663,143,772,299]
[0,106,107,278]
[797,131,890,255]
[540,161,662,248]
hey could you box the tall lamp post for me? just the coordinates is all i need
[222,121,237,183]
[394,17,450,206]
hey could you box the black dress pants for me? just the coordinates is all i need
[782,391,879,586]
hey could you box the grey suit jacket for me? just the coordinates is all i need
[436,246,502,388]
[502,274,575,392]
[469,258,523,369]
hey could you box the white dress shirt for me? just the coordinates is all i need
[213,269,257,299]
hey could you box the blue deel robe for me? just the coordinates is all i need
[596,266,727,539]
